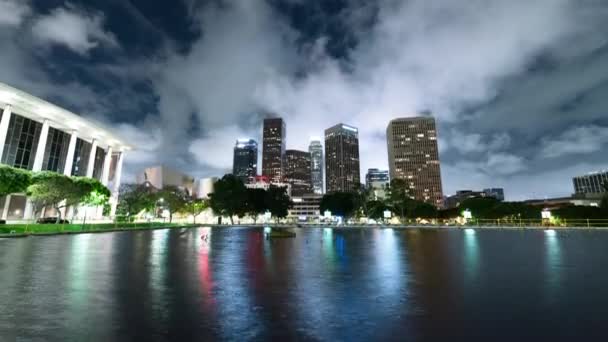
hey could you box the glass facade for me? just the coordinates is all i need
[93,146,106,180]
[324,124,361,193]
[71,138,92,176]
[42,127,70,172]
[1,113,42,170]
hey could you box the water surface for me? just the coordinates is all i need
[1,227,607,341]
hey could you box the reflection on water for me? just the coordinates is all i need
[463,228,480,283]
[544,229,562,302]
[2,227,608,341]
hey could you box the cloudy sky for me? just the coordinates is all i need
[1,0,607,200]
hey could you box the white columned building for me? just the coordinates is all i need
[0,82,133,222]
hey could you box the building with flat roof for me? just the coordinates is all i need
[262,117,286,184]
[246,175,291,197]
[288,194,323,221]
[233,138,257,184]
[284,149,312,197]
[309,139,324,194]
[366,168,390,200]
[387,116,443,207]
[193,177,217,199]
[0,82,131,221]
[573,170,608,198]
[136,165,194,194]
[325,123,361,193]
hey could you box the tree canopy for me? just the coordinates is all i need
[209,174,248,224]
[246,188,267,223]
[320,192,357,218]
[264,185,291,219]
[181,197,209,224]
[157,185,188,223]
[26,172,110,221]
[0,165,32,196]
[116,183,157,217]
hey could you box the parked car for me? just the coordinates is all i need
[36,217,70,224]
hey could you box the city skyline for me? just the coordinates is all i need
[0,0,606,201]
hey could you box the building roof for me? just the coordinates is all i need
[0,82,132,151]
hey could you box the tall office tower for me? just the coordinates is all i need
[325,123,361,193]
[262,117,286,183]
[284,149,312,197]
[309,139,324,194]
[232,139,258,183]
[387,116,443,207]
[366,168,390,199]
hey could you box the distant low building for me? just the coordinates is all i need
[524,196,601,209]
[246,175,291,197]
[483,188,505,201]
[444,189,504,209]
[136,165,194,194]
[288,194,322,221]
[573,170,608,199]
[193,177,217,199]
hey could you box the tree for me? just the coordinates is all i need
[320,192,357,218]
[265,185,291,220]
[209,174,248,224]
[246,188,267,223]
[410,201,438,219]
[459,197,501,219]
[27,172,76,221]
[366,200,390,222]
[157,186,188,223]
[72,177,111,218]
[27,173,111,222]
[182,197,209,224]
[386,179,412,222]
[0,165,32,196]
[116,183,157,217]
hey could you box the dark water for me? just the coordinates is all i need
[1,227,608,341]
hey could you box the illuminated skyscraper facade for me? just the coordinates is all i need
[387,116,443,207]
[284,149,312,197]
[262,118,286,183]
[233,139,258,183]
[308,140,324,194]
[325,123,360,193]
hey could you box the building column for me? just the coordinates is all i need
[0,105,12,162]
[110,151,124,217]
[63,131,78,176]
[101,146,113,186]
[31,120,50,172]
[86,139,98,178]
[24,120,50,220]
[2,195,11,220]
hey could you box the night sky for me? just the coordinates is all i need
[1,0,607,200]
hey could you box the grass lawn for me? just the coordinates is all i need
[0,222,197,234]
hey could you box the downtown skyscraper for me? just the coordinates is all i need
[284,149,312,197]
[387,116,443,207]
[232,139,257,183]
[308,139,324,194]
[262,117,286,183]
[325,123,361,193]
